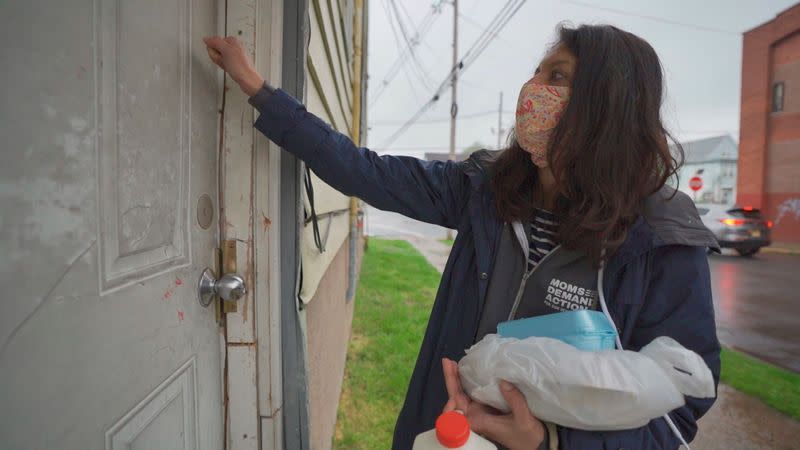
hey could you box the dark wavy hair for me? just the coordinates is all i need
[490,24,683,265]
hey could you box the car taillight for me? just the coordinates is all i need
[766,220,774,229]
[743,206,754,211]
[721,218,745,226]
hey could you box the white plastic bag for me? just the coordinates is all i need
[458,335,715,431]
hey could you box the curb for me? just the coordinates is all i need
[762,246,800,255]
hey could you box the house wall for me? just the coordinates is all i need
[739,4,800,243]
[302,0,365,449]
[306,237,363,450]
[300,0,358,304]
[677,161,738,204]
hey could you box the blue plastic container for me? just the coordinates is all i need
[497,310,618,351]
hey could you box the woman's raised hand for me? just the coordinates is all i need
[202,36,264,96]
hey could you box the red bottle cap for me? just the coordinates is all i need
[435,411,471,448]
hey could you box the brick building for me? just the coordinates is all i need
[738,3,800,244]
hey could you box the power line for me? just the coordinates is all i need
[397,0,422,38]
[380,0,522,148]
[388,0,436,90]
[561,0,741,35]
[380,0,422,96]
[370,109,516,126]
[428,1,523,97]
[457,11,528,53]
[399,2,443,65]
[372,4,438,100]
[459,77,501,93]
[380,0,527,149]
[460,0,527,71]
[370,1,445,106]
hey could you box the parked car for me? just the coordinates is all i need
[697,204,773,256]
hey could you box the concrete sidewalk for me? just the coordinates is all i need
[694,385,800,450]
[399,234,800,450]
[763,242,800,255]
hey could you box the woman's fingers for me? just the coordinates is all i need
[467,396,545,450]
[443,359,466,396]
[499,380,534,427]
[201,35,264,95]
[442,358,460,398]
[442,358,470,412]
[203,36,228,52]
[205,46,223,67]
[224,35,243,47]
[466,405,509,438]
[203,36,227,68]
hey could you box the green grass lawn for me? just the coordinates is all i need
[720,348,800,420]
[334,239,441,449]
[334,239,800,449]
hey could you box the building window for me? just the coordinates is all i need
[772,82,784,112]
[722,188,733,204]
[724,164,734,177]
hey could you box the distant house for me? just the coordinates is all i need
[670,135,739,205]
[425,151,470,162]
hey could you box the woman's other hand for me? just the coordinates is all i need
[442,358,546,450]
[202,36,264,96]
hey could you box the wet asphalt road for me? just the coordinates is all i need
[367,206,800,373]
[709,251,800,373]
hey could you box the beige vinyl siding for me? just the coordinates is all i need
[324,0,354,107]
[304,1,365,448]
[308,0,352,132]
[336,0,355,65]
[300,0,359,303]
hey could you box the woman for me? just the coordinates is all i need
[204,24,720,450]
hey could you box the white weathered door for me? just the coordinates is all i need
[0,1,225,449]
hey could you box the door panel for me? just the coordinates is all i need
[0,1,224,449]
[98,0,193,292]
[105,357,198,450]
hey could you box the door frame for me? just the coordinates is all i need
[220,0,310,449]
[275,1,312,450]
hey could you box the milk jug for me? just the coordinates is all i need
[412,411,497,450]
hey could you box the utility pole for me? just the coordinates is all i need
[496,91,504,148]
[446,0,458,241]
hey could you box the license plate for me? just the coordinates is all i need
[751,230,762,238]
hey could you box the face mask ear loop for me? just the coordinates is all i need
[596,249,691,450]
[597,250,623,350]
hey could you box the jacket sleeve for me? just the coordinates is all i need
[557,245,721,450]
[249,87,472,229]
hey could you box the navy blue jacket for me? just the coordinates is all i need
[251,88,721,450]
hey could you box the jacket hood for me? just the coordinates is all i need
[465,149,719,252]
[643,186,719,250]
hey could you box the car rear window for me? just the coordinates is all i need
[727,208,764,219]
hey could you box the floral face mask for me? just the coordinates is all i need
[515,80,571,167]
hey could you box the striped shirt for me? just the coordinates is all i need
[527,208,559,272]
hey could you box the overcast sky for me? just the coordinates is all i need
[365,0,797,158]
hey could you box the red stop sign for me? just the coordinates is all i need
[689,176,703,191]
